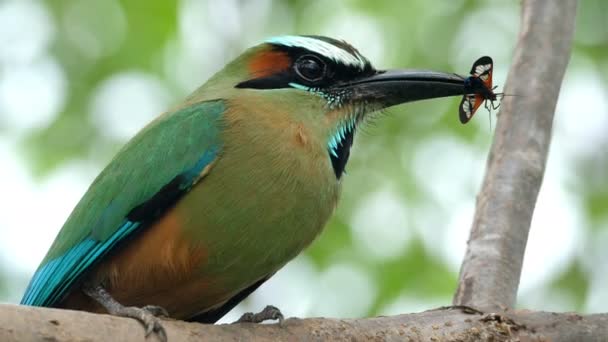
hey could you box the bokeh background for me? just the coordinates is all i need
[1,0,607,321]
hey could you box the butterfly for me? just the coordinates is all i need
[459,56,503,124]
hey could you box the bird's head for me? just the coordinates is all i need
[197,35,464,179]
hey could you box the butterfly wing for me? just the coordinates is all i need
[460,56,495,123]
[470,56,493,89]
[459,94,484,124]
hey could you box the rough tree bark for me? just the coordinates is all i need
[2,0,597,341]
[1,304,608,342]
[452,0,578,310]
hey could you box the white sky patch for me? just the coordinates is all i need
[0,56,66,133]
[168,0,236,93]
[449,3,517,81]
[583,223,608,313]
[411,135,486,209]
[0,0,54,64]
[0,139,96,276]
[266,36,367,70]
[319,11,386,67]
[519,179,583,294]
[554,62,608,159]
[519,287,578,312]
[170,0,293,94]
[206,0,241,42]
[408,135,484,262]
[441,201,474,272]
[312,261,376,318]
[350,188,412,261]
[90,71,171,141]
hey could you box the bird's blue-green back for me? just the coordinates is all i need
[21,100,225,307]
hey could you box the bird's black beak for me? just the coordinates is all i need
[341,69,465,108]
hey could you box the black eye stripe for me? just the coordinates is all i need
[236,46,376,90]
[282,47,374,86]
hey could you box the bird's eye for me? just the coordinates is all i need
[294,55,326,82]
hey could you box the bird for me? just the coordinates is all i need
[21,35,465,339]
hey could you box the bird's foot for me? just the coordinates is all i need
[235,305,284,324]
[141,305,170,318]
[83,283,168,342]
[113,305,167,340]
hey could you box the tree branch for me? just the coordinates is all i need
[1,304,606,342]
[453,0,578,310]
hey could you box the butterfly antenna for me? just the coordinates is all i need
[494,91,523,98]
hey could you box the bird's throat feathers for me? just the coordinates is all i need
[325,104,369,179]
[187,39,381,180]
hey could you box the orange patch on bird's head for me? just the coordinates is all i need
[248,49,291,78]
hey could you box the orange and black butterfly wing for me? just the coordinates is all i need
[470,56,493,89]
[459,94,484,124]
[460,56,495,123]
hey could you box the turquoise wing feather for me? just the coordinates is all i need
[21,100,225,307]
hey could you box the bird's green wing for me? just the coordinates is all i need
[21,100,225,307]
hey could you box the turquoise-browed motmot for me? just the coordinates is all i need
[21,36,465,338]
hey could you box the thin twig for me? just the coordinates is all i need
[453,0,578,310]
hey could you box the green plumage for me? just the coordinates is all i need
[21,35,466,328]
[22,100,225,307]
[55,100,223,256]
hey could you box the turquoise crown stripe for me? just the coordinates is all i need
[265,35,367,69]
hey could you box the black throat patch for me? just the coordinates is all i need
[329,124,355,179]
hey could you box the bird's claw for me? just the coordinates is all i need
[82,284,168,341]
[142,305,170,318]
[116,305,168,341]
[109,305,169,342]
[235,305,284,324]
